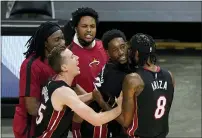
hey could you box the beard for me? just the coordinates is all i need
[77,36,95,47]
[127,54,138,72]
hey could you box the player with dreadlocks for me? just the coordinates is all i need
[119,33,175,137]
[13,21,65,138]
[63,7,108,138]
[94,33,175,138]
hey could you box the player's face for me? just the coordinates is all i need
[76,16,96,43]
[108,37,128,64]
[61,49,80,76]
[45,30,65,53]
[129,48,139,66]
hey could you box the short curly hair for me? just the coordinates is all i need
[71,7,99,28]
[101,29,127,50]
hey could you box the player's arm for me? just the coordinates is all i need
[24,97,40,116]
[93,72,144,127]
[52,86,122,126]
[71,77,94,104]
[121,73,144,127]
[73,84,94,104]
[78,92,93,103]
[73,84,88,95]
[92,89,111,110]
[93,89,125,125]
[20,63,40,116]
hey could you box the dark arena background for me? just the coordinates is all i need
[1,1,201,137]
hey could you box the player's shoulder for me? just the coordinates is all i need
[95,38,102,43]
[94,40,108,57]
[159,67,173,77]
[55,85,71,92]
[104,62,120,74]
[159,66,175,86]
[124,72,144,86]
[95,39,104,48]
[105,61,116,70]
[20,55,42,72]
[167,70,173,77]
[125,72,141,80]
[54,85,76,98]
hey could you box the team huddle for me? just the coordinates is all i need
[13,7,175,138]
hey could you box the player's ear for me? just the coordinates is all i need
[44,41,48,48]
[61,64,68,72]
[75,27,78,34]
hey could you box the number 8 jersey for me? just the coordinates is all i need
[34,80,73,138]
[127,66,174,137]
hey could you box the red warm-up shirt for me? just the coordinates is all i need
[71,40,108,92]
[13,55,55,138]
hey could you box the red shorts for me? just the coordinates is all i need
[13,106,35,138]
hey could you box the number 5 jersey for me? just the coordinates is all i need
[34,79,73,138]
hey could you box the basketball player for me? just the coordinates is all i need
[63,7,108,138]
[34,46,122,138]
[122,33,175,137]
[13,22,65,138]
[93,29,131,137]
[95,33,175,138]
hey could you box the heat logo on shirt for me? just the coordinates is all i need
[94,65,105,88]
[89,58,100,67]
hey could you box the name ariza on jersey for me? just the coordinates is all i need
[151,80,167,91]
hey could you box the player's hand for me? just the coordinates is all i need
[115,91,123,110]
[92,89,104,105]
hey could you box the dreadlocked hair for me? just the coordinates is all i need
[101,29,127,50]
[63,19,74,46]
[130,33,157,66]
[146,34,157,65]
[23,21,60,61]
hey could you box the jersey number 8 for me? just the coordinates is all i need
[154,96,167,119]
[36,104,47,125]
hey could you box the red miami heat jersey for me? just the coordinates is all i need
[71,40,108,92]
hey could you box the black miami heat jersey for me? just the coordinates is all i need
[94,61,129,105]
[80,62,129,138]
[126,67,174,138]
[34,80,73,138]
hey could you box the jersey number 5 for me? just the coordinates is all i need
[154,96,167,119]
[36,104,47,125]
